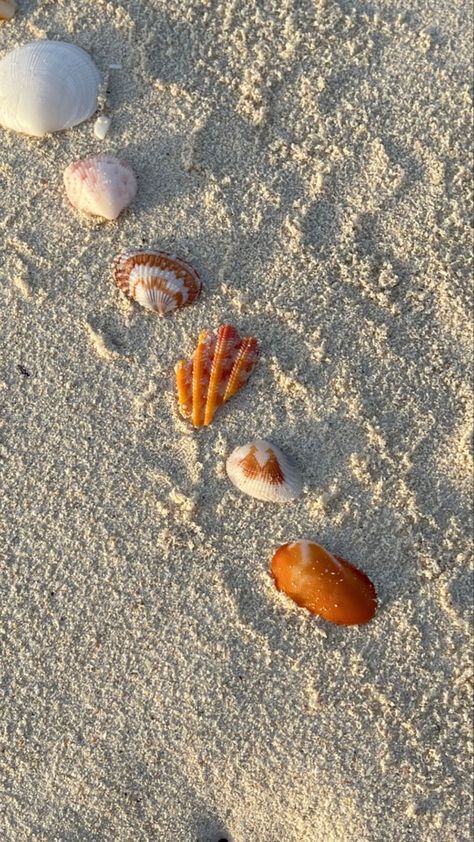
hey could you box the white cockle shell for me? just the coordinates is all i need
[226,439,303,502]
[0,40,101,136]
[64,155,137,221]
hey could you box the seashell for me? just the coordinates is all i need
[271,540,378,625]
[94,114,111,140]
[176,324,259,427]
[0,0,16,20]
[64,155,137,221]
[0,41,100,136]
[226,439,302,502]
[113,250,202,314]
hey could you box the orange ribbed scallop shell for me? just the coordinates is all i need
[176,324,259,427]
[271,541,378,625]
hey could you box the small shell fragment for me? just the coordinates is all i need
[0,0,16,20]
[271,540,378,625]
[226,439,303,502]
[64,155,137,220]
[176,324,259,427]
[113,250,202,315]
[94,114,111,139]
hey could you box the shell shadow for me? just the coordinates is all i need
[378,136,425,198]
[315,16,392,117]
[193,817,235,842]
[404,447,472,554]
[301,194,342,259]
[448,565,473,623]
[51,833,102,842]
[117,136,199,215]
[353,210,414,285]
[37,816,104,842]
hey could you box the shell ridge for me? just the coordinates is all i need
[176,359,193,417]
[192,330,215,427]
[204,325,241,426]
[224,336,259,402]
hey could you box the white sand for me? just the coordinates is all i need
[0,1,472,840]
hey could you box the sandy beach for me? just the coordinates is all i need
[0,1,472,840]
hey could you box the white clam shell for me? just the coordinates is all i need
[226,439,303,503]
[64,155,137,221]
[0,41,100,136]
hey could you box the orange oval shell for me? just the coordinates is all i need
[271,541,377,625]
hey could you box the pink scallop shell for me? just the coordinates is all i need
[63,155,137,220]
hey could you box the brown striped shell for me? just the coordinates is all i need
[113,250,202,315]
